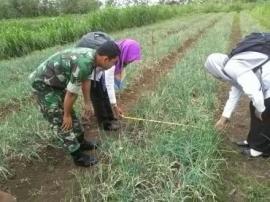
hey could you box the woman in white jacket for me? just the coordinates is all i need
[204,51,270,157]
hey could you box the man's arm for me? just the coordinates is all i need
[81,79,91,105]
[81,79,92,117]
[62,90,77,130]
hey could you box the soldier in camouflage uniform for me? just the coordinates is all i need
[29,41,120,167]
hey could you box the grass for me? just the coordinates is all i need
[0,13,220,179]
[217,10,270,202]
[0,13,217,107]
[69,13,234,201]
[0,3,269,201]
[240,10,267,35]
[0,2,259,60]
[0,5,198,60]
[251,3,270,29]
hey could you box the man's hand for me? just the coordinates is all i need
[215,116,229,131]
[255,109,263,121]
[62,114,73,131]
[111,104,123,119]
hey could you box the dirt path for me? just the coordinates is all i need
[0,19,220,202]
[218,15,270,201]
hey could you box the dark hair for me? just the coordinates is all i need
[96,40,121,59]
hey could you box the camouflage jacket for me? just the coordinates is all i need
[29,47,96,94]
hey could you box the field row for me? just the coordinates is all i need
[0,6,196,59]
[70,13,235,201]
[0,3,256,60]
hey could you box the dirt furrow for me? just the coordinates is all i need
[219,14,270,201]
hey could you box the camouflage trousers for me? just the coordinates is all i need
[32,81,82,154]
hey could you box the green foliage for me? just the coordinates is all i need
[0,0,40,19]
[197,2,255,13]
[251,3,270,28]
[0,5,196,59]
[59,0,101,14]
[0,3,256,60]
[0,0,101,19]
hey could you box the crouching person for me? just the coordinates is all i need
[29,41,120,166]
[204,32,270,158]
[89,39,141,131]
[76,32,142,131]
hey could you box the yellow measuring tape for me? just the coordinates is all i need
[122,115,198,128]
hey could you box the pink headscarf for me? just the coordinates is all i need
[115,39,141,74]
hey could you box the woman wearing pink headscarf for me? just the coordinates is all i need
[90,39,141,131]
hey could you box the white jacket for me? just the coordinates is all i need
[205,52,270,118]
[90,66,116,104]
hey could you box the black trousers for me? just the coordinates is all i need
[90,80,116,128]
[247,98,270,154]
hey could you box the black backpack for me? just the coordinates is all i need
[76,31,114,49]
[76,32,114,85]
[229,32,270,58]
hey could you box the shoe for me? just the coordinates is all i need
[241,148,254,157]
[235,140,249,148]
[71,151,98,167]
[79,139,99,151]
[241,149,270,158]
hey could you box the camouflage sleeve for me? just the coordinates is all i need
[66,81,80,94]
[67,56,92,94]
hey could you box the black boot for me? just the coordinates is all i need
[80,139,99,151]
[71,150,98,167]
[103,120,121,131]
[77,135,99,151]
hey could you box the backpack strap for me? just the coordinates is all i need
[221,68,232,80]
[253,57,270,72]
[221,57,270,81]
[254,57,270,92]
